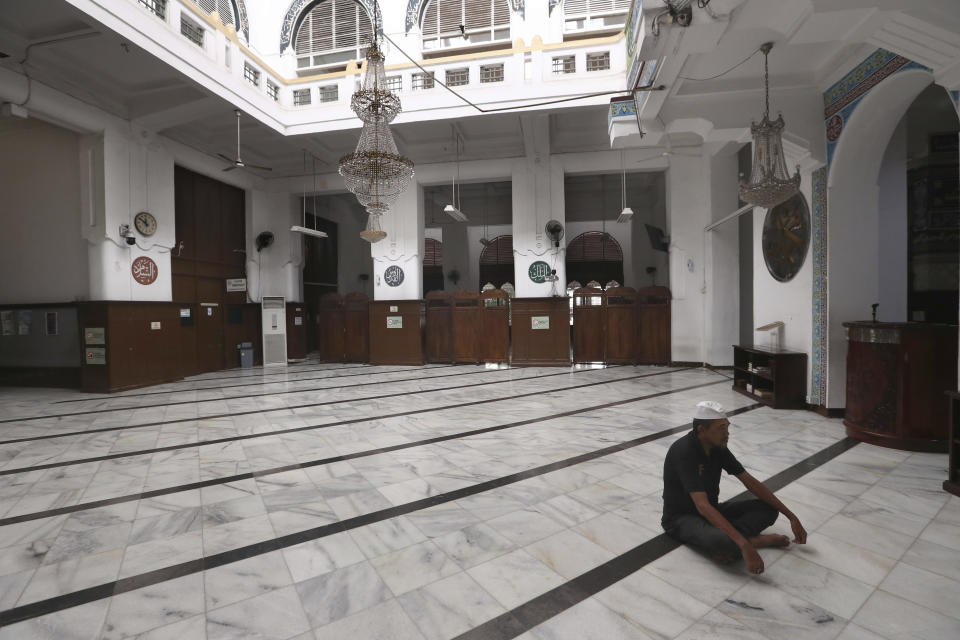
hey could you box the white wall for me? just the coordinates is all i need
[247,190,301,302]
[706,152,740,366]
[0,119,88,303]
[878,119,908,322]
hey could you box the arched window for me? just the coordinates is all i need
[423,237,444,293]
[563,0,631,36]
[196,0,239,29]
[295,0,373,72]
[421,0,511,52]
[565,231,624,288]
[479,234,514,289]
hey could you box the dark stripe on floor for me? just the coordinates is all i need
[452,436,861,640]
[0,404,763,626]
[11,365,505,420]
[52,363,459,403]
[0,365,636,444]
[0,368,693,476]
[0,379,734,525]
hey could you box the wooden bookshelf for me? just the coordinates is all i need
[732,345,807,410]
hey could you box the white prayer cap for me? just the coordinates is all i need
[694,401,727,421]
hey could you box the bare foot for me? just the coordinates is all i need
[748,534,790,549]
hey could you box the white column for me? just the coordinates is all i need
[371,186,423,300]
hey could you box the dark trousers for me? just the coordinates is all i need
[662,499,779,558]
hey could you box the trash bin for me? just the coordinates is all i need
[238,342,254,368]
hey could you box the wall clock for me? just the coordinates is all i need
[762,192,810,282]
[134,211,158,236]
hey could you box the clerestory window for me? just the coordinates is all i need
[295,0,373,74]
[563,0,631,35]
[421,0,511,52]
[195,0,239,29]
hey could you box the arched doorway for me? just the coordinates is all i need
[479,235,514,289]
[565,231,625,287]
[825,68,959,407]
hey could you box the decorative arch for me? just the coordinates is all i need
[280,0,382,52]
[405,0,524,33]
[196,0,249,40]
[565,232,624,290]
[479,234,514,289]
[424,237,443,266]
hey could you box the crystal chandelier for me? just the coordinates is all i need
[739,42,800,209]
[359,212,387,244]
[339,39,414,223]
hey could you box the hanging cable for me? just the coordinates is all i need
[678,45,763,81]
[380,31,663,113]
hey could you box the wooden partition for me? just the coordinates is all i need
[286,302,308,361]
[605,287,638,364]
[223,303,262,369]
[572,287,606,364]
[425,291,453,363]
[511,297,570,366]
[317,293,346,362]
[480,289,510,363]
[637,286,671,364]
[343,293,370,362]
[452,291,482,363]
[369,300,422,365]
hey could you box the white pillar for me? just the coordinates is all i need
[371,186,423,300]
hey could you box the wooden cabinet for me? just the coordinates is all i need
[343,293,369,363]
[946,392,960,497]
[317,293,346,362]
[425,291,453,363]
[452,291,482,363]
[511,297,570,366]
[733,345,807,409]
[369,300,423,365]
[844,321,957,452]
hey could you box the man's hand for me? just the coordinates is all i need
[789,515,807,544]
[742,543,764,574]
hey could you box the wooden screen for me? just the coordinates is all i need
[572,286,606,363]
[317,293,346,362]
[511,297,570,366]
[343,292,370,362]
[604,286,638,364]
[425,290,454,363]
[480,289,510,363]
[369,299,422,365]
[637,286,671,364]
[452,291,482,363]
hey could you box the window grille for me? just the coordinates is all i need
[446,68,469,87]
[196,0,237,28]
[138,0,166,19]
[480,63,504,83]
[413,71,435,90]
[424,238,443,267]
[295,0,373,72]
[244,62,260,87]
[586,51,610,72]
[293,88,312,106]
[385,76,402,92]
[564,0,630,32]
[422,0,511,51]
[267,81,280,101]
[318,85,339,103]
[552,55,575,74]
[180,14,205,47]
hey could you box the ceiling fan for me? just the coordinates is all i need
[219,109,272,172]
[634,140,701,163]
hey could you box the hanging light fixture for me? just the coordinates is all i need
[617,150,634,223]
[360,212,387,244]
[739,42,800,209]
[338,4,414,223]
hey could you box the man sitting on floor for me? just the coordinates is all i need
[661,401,807,575]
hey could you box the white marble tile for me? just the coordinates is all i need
[524,529,615,580]
[349,517,428,559]
[207,585,311,640]
[901,538,960,583]
[0,598,109,640]
[595,568,712,639]
[370,539,460,596]
[467,549,565,609]
[18,548,123,605]
[832,623,888,640]
[853,590,960,640]
[313,598,426,640]
[397,571,506,640]
[294,561,393,628]
[100,573,205,640]
[919,520,960,552]
[760,553,874,619]
[792,530,898,586]
[282,532,367,583]
[486,507,566,547]
[132,614,206,640]
[528,596,655,640]
[643,545,750,608]
[674,609,771,640]
[816,513,914,561]
[204,550,294,610]
[432,523,517,570]
[718,581,847,640]
[573,512,649,555]
[879,561,960,621]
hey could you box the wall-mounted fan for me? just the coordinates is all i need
[255,231,274,252]
[219,110,272,172]
[545,219,564,247]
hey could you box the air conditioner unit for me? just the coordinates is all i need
[261,296,287,366]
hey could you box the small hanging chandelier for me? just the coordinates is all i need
[739,42,800,209]
[359,212,387,244]
[338,16,414,224]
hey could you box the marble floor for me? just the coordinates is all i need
[0,359,957,639]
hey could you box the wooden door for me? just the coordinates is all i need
[344,293,370,362]
[605,287,638,364]
[425,291,453,363]
[452,291,481,363]
[572,287,606,363]
[480,289,509,363]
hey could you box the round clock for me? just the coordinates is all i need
[134,211,158,236]
[762,193,810,282]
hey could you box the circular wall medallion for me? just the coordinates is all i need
[528,260,551,283]
[762,192,811,283]
[131,256,159,285]
[384,265,404,287]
